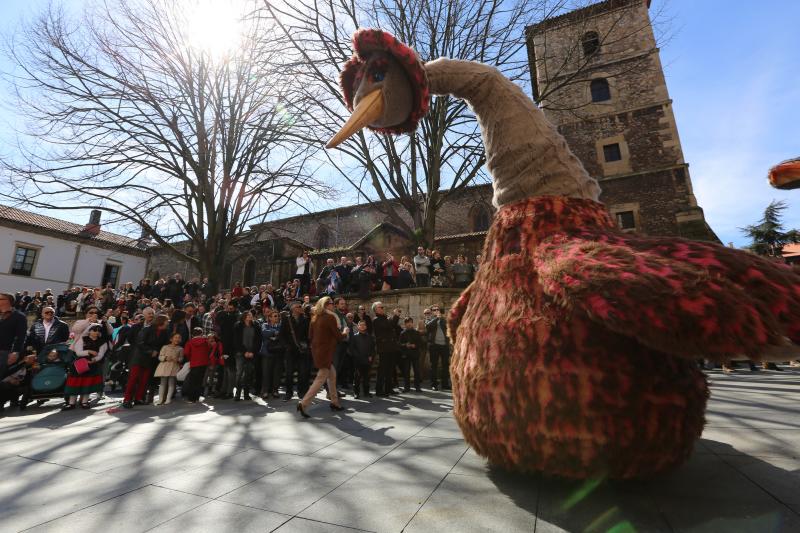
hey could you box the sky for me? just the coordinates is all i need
[0,0,797,248]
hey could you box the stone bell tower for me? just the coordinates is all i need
[526,0,718,241]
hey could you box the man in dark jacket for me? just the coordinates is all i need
[279,303,311,400]
[25,306,70,354]
[372,302,399,396]
[0,293,27,359]
[399,317,423,392]
[173,303,202,346]
[425,306,451,390]
[215,302,239,398]
[122,308,156,408]
[349,320,375,398]
[163,273,185,304]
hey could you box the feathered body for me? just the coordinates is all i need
[449,195,800,479]
[328,28,800,479]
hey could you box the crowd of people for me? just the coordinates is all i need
[0,251,459,416]
[295,248,482,297]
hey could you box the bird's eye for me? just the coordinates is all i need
[372,71,385,82]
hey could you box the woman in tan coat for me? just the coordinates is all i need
[297,296,348,418]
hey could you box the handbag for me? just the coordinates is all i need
[73,357,90,374]
[287,317,310,354]
[176,362,191,381]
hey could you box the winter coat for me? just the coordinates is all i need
[154,344,183,377]
[349,332,376,366]
[132,325,171,368]
[309,312,345,368]
[280,314,310,356]
[399,329,423,360]
[233,321,262,356]
[183,337,211,367]
[25,318,70,353]
[372,315,399,355]
[260,322,285,357]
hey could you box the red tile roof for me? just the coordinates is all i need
[0,205,144,252]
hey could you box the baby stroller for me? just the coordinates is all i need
[19,343,73,409]
[106,343,131,392]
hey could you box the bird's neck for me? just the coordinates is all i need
[424,58,600,207]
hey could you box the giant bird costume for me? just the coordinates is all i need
[326,29,800,479]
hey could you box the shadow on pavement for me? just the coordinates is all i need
[488,439,800,532]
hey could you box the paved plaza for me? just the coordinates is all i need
[1,368,799,532]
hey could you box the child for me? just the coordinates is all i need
[348,320,375,399]
[182,327,210,403]
[399,317,423,392]
[154,332,183,405]
[63,324,108,409]
[204,334,224,398]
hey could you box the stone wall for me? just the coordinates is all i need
[341,287,464,326]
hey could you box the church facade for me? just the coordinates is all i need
[150,0,718,288]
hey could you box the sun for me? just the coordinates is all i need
[183,0,248,61]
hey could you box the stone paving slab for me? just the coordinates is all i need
[1,368,800,532]
[148,500,290,533]
[24,485,209,533]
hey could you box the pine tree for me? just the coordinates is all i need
[741,200,799,257]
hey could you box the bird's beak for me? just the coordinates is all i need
[769,159,800,190]
[326,89,384,149]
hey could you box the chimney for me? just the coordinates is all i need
[136,226,153,249]
[83,209,102,236]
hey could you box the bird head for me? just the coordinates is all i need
[768,158,800,190]
[326,29,429,149]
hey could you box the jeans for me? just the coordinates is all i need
[222,363,236,396]
[261,355,283,396]
[376,351,397,395]
[429,344,450,388]
[284,351,311,399]
[354,362,372,396]
[124,365,151,402]
[300,365,338,409]
[416,273,430,287]
[183,366,206,401]
[402,354,421,390]
[235,354,255,397]
[334,343,352,388]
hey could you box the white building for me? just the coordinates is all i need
[0,206,149,294]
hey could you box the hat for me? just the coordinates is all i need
[340,29,429,135]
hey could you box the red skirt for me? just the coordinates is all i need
[64,374,104,395]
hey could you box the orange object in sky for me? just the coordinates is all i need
[768,158,800,189]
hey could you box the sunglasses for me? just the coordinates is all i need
[43,311,54,315]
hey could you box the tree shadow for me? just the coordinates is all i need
[487,439,800,532]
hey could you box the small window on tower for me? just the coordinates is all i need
[590,79,611,102]
[616,211,636,230]
[603,143,622,162]
[581,31,600,57]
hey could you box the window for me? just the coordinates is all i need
[102,263,121,287]
[590,79,611,102]
[603,143,622,162]
[472,206,491,232]
[315,227,330,249]
[11,245,37,276]
[616,211,636,230]
[243,258,256,287]
[581,31,600,57]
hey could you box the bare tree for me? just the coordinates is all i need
[259,0,548,245]
[1,0,322,291]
